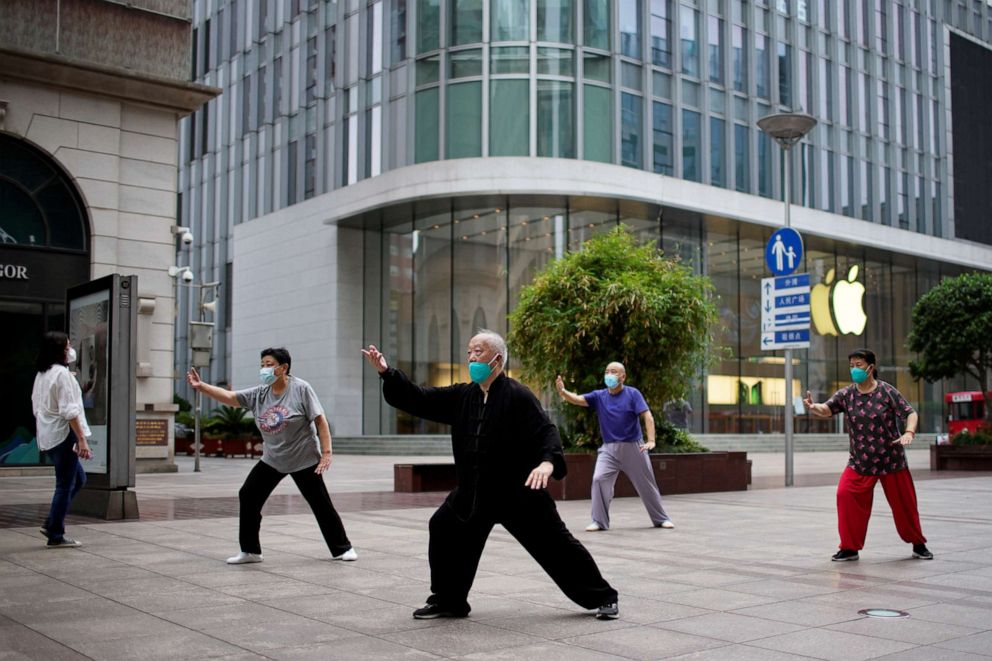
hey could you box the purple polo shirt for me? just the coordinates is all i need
[581,386,650,443]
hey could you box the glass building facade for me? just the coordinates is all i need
[179,0,992,437]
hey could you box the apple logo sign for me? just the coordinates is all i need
[811,265,867,336]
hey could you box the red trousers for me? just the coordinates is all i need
[837,466,927,551]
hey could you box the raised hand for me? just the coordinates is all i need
[187,367,202,390]
[361,345,389,373]
[555,374,565,394]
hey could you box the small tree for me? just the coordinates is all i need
[907,271,992,424]
[508,227,720,449]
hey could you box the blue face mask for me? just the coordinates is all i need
[604,374,620,389]
[850,367,869,384]
[469,355,499,384]
[259,366,277,385]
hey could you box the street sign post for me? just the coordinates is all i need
[765,227,804,276]
[761,273,811,350]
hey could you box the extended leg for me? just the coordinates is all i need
[590,445,623,529]
[290,465,352,557]
[836,466,877,551]
[238,461,284,554]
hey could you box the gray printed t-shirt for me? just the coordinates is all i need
[235,376,324,474]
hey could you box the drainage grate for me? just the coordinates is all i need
[859,608,909,618]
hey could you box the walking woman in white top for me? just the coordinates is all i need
[31,331,92,548]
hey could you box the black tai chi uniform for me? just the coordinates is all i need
[380,367,618,615]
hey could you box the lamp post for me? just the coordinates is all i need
[188,281,219,473]
[757,111,817,487]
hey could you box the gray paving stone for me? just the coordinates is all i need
[652,611,806,643]
[826,613,982,645]
[380,620,545,657]
[746,627,917,660]
[561,625,727,660]
[933,631,992,656]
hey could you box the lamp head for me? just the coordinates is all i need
[757,112,818,148]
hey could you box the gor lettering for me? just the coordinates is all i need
[0,265,28,280]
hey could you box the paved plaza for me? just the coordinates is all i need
[2,449,992,660]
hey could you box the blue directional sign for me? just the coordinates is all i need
[761,273,811,350]
[765,228,804,276]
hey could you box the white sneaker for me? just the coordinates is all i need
[657,520,675,529]
[332,548,358,561]
[585,523,604,532]
[226,551,263,564]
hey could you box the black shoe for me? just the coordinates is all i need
[912,544,933,560]
[46,537,81,549]
[412,603,469,620]
[595,602,619,620]
[831,549,859,562]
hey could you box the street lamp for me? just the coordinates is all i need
[757,111,817,487]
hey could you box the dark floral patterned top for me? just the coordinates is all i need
[826,381,915,476]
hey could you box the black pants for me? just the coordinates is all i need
[426,491,618,614]
[238,460,351,556]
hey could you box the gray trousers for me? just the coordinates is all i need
[591,442,670,530]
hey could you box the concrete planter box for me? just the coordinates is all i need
[546,451,751,501]
[930,444,992,471]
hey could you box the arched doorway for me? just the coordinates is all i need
[0,133,90,465]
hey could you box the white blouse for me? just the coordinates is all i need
[31,365,91,451]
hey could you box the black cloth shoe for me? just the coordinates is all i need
[412,603,469,620]
[912,544,933,560]
[46,537,81,549]
[831,549,859,562]
[595,602,619,620]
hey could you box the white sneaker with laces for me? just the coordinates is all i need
[332,548,358,561]
[585,523,604,532]
[226,551,263,564]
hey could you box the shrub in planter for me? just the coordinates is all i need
[952,427,992,446]
[652,419,709,454]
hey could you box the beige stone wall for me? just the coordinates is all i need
[1,77,181,465]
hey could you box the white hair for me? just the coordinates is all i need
[474,329,508,366]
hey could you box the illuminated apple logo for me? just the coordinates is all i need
[811,268,838,336]
[811,265,867,336]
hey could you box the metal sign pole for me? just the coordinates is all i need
[194,388,202,472]
[783,146,794,487]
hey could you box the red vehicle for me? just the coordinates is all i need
[946,391,992,436]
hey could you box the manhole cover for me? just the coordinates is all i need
[859,608,909,618]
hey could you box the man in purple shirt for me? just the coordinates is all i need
[556,362,673,531]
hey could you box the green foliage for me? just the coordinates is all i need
[508,226,721,449]
[174,393,192,413]
[653,419,709,453]
[907,272,992,422]
[951,428,992,446]
[206,405,259,439]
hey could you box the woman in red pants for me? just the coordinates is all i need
[803,348,933,562]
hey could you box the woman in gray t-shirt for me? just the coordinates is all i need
[187,347,355,564]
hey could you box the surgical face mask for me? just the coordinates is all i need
[850,366,870,384]
[469,354,499,384]
[66,347,77,364]
[604,374,620,389]
[259,366,277,385]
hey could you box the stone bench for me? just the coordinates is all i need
[394,463,458,492]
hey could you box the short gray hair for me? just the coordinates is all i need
[474,329,508,366]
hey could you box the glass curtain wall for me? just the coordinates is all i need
[364,195,961,435]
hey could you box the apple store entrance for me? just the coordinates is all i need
[356,195,966,438]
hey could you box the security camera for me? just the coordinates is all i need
[181,269,194,283]
[181,231,194,245]
[173,226,194,246]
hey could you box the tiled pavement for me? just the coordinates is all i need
[2,450,991,660]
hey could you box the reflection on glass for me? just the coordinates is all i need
[569,198,617,251]
[711,116,726,187]
[415,88,439,162]
[619,0,641,58]
[651,0,671,67]
[681,9,699,76]
[416,55,440,85]
[653,101,674,175]
[491,79,529,156]
[417,0,440,52]
[584,0,610,49]
[491,46,530,74]
[536,80,575,158]
[583,84,612,163]
[508,200,567,311]
[448,49,483,78]
[492,0,529,41]
[735,123,749,192]
[537,0,573,43]
[537,47,574,76]
[621,92,643,168]
[583,51,611,82]
[708,16,724,84]
[682,109,701,182]
[446,82,482,158]
[758,130,772,197]
[732,25,747,92]
[450,0,483,45]
[755,33,769,97]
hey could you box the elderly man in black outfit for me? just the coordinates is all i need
[362,330,619,621]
